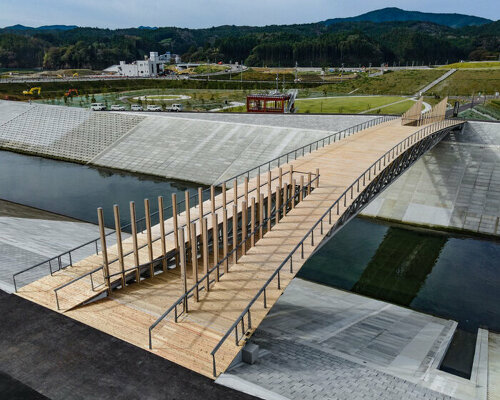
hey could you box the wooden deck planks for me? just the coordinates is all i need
[16,118,462,378]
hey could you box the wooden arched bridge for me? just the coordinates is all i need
[14,101,463,378]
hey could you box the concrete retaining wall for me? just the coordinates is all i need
[362,121,500,236]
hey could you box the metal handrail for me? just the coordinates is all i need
[209,118,462,376]
[148,173,320,349]
[13,115,395,291]
[54,266,104,310]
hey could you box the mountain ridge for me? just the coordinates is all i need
[323,7,492,28]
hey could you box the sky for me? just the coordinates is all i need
[1,0,498,29]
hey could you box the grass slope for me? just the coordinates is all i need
[430,70,500,96]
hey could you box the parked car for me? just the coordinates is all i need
[131,104,143,111]
[167,103,183,112]
[110,104,125,111]
[147,105,162,112]
[90,103,106,111]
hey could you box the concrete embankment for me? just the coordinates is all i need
[362,121,500,236]
[0,100,375,185]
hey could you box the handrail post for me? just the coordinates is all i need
[113,204,125,288]
[97,207,111,294]
[130,201,141,283]
[158,196,167,272]
[144,199,154,278]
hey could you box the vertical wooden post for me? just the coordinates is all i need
[97,207,111,293]
[113,205,125,288]
[184,191,191,255]
[130,202,140,283]
[172,194,179,269]
[250,197,256,248]
[256,174,261,208]
[212,212,219,279]
[291,179,297,209]
[158,196,167,272]
[190,223,199,301]
[202,218,209,291]
[198,187,204,221]
[241,200,247,255]
[244,177,249,207]
[222,182,227,210]
[278,167,283,191]
[232,204,238,264]
[179,229,188,312]
[233,178,238,206]
[283,182,288,217]
[223,208,228,273]
[307,172,312,195]
[316,168,320,188]
[299,175,304,202]
[289,165,294,187]
[144,199,154,278]
[210,185,216,214]
[267,172,272,231]
[259,193,264,239]
[275,186,280,225]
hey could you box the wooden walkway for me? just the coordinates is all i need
[16,117,463,378]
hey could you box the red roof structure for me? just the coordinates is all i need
[246,93,293,113]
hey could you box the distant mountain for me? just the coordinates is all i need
[324,7,492,28]
[137,26,158,30]
[3,24,77,31]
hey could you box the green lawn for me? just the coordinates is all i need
[430,70,500,96]
[366,99,417,115]
[295,96,407,113]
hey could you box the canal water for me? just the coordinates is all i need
[1,150,499,376]
[0,150,200,229]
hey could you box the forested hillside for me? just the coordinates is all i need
[0,9,498,70]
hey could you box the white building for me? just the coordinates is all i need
[104,52,181,77]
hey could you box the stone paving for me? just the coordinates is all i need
[140,112,376,132]
[91,115,345,184]
[362,121,500,236]
[0,102,144,162]
[219,279,472,400]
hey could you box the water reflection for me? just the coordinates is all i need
[298,218,500,332]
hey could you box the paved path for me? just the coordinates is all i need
[219,279,470,400]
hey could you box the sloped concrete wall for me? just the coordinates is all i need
[362,121,500,236]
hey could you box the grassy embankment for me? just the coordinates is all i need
[439,61,500,69]
[430,70,500,97]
